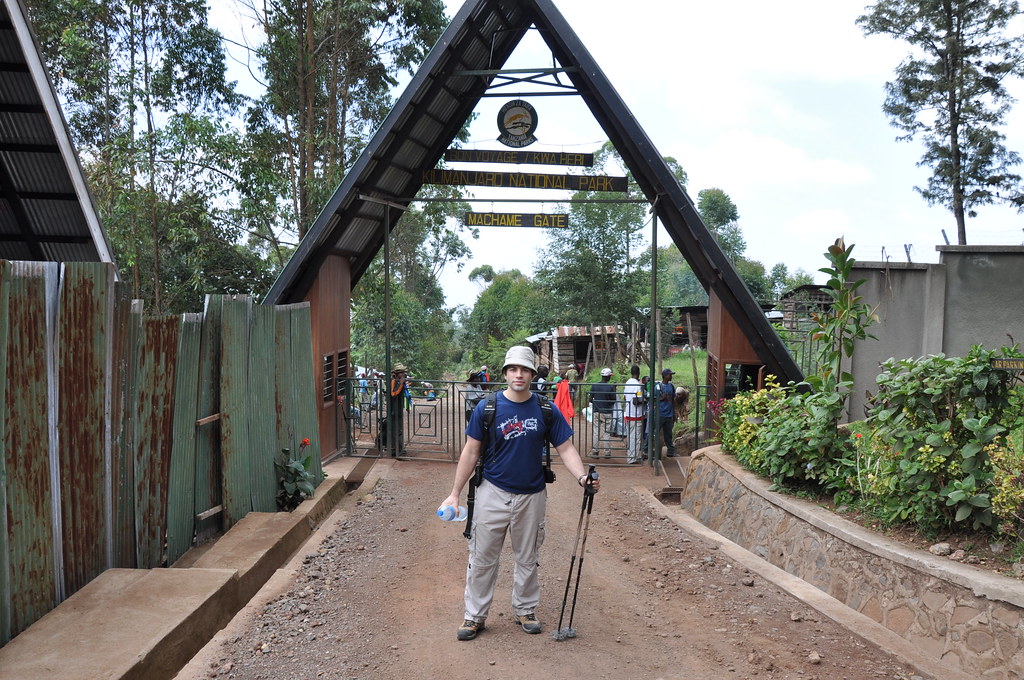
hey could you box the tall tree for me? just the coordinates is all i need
[535,143,673,328]
[858,0,1024,244]
[697,188,745,262]
[243,0,447,239]
[350,191,475,377]
[25,0,272,314]
[768,263,815,300]
[463,269,547,358]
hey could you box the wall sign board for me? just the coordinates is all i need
[464,212,568,228]
[421,168,627,192]
[991,357,1024,371]
[444,149,594,166]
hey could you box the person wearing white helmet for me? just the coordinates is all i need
[440,345,599,641]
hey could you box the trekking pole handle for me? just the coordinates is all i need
[584,465,598,497]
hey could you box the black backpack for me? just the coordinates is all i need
[464,392,556,539]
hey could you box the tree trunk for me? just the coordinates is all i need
[141,7,163,313]
[943,1,968,245]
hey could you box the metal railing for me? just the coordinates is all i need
[340,379,673,468]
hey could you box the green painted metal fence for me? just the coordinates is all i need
[0,262,324,645]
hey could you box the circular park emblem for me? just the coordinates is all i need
[496,99,538,148]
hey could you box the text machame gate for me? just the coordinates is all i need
[264,0,802,465]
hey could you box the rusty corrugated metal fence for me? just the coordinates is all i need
[0,262,324,645]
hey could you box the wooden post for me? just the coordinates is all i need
[686,312,699,385]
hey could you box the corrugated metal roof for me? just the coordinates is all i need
[0,0,114,266]
[551,325,619,339]
[264,0,802,384]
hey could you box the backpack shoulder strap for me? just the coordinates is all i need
[483,391,497,426]
[480,391,498,456]
[537,394,554,441]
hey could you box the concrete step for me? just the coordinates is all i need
[0,457,364,680]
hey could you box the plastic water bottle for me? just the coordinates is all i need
[437,505,468,522]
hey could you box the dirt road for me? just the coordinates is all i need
[176,459,927,680]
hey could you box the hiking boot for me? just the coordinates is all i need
[457,618,484,641]
[514,612,542,634]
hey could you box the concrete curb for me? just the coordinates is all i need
[635,484,973,680]
[0,457,364,680]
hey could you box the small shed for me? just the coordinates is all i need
[530,325,621,376]
[665,305,708,347]
[780,284,831,331]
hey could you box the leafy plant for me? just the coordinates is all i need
[807,238,879,401]
[276,438,316,512]
[713,241,1024,540]
[866,346,1024,529]
[719,240,877,490]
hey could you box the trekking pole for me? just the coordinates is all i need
[553,468,589,637]
[553,465,598,641]
[563,468,598,637]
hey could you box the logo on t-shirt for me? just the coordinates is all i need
[499,415,539,440]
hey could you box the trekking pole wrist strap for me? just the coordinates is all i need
[577,473,587,486]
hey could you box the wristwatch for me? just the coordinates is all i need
[577,473,587,486]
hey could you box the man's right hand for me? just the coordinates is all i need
[438,494,459,514]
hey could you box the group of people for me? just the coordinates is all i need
[588,364,678,463]
[380,358,680,464]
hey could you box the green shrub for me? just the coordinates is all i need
[866,346,1024,530]
[719,379,851,489]
[722,238,1024,538]
[276,441,316,512]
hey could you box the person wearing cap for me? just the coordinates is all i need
[564,363,579,403]
[386,362,409,456]
[587,367,617,459]
[440,345,599,642]
[654,368,678,458]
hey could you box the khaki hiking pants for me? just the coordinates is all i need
[464,479,547,622]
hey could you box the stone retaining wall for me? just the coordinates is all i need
[680,447,1024,679]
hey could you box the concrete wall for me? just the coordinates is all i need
[847,247,1024,420]
[682,448,1024,679]
[847,261,945,419]
[939,246,1024,355]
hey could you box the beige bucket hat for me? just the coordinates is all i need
[501,346,536,374]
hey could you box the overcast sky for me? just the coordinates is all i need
[213,0,1024,309]
[433,0,1024,308]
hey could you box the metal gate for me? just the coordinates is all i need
[340,378,658,468]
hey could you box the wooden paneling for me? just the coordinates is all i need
[708,291,762,364]
[303,255,351,459]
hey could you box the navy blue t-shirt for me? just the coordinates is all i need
[655,381,676,418]
[466,391,574,494]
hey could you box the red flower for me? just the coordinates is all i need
[854,433,863,439]
[300,438,310,448]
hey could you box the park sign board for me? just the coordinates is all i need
[991,357,1024,371]
[444,148,594,166]
[421,168,627,192]
[464,212,568,228]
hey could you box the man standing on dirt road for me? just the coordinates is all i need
[439,345,600,641]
